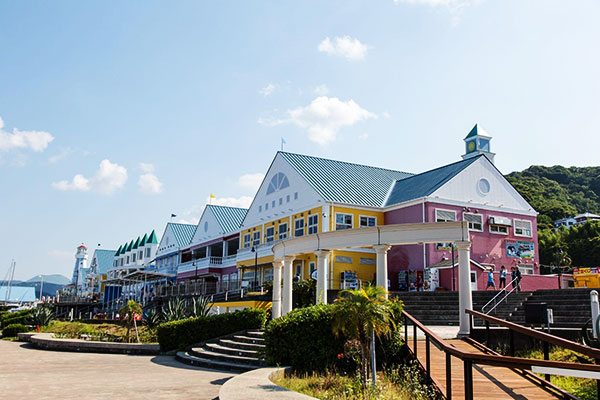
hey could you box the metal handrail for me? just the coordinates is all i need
[481,276,520,314]
[403,310,591,400]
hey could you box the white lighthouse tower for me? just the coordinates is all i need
[71,244,88,285]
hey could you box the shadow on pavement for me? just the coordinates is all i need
[150,355,236,379]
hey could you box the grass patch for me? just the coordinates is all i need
[516,347,597,400]
[42,321,157,344]
[272,362,437,400]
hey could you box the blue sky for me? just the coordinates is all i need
[1,0,599,280]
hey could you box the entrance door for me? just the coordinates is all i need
[470,271,478,291]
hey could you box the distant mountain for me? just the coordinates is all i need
[26,274,70,286]
[506,165,600,229]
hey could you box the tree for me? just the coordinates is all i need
[332,285,396,387]
[119,300,142,343]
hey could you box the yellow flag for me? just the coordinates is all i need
[210,194,215,199]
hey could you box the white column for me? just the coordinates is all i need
[373,245,391,299]
[456,240,473,337]
[272,259,283,319]
[282,256,295,316]
[315,250,331,304]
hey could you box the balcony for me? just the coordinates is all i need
[178,255,237,274]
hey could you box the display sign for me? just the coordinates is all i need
[423,268,439,292]
[573,268,599,275]
[436,243,455,251]
[506,240,535,259]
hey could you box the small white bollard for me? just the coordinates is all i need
[591,290,599,339]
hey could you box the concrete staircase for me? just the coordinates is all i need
[508,288,592,328]
[175,329,266,372]
[393,290,531,326]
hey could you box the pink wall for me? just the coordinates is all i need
[384,201,542,291]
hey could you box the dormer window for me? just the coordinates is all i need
[266,172,290,195]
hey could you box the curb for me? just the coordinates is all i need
[219,366,317,400]
[26,333,160,355]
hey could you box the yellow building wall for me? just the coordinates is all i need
[209,300,272,313]
[574,274,600,288]
[330,249,376,289]
[331,206,384,230]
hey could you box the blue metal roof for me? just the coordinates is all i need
[0,286,37,302]
[279,151,413,207]
[168,223,197,247]
[93,249,116,274]
[207,205,247,234]
[385,156,481,207]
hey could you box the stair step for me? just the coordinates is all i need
[189,347,264,366]
[176,351,257,372]
[231,335,265,345]
[204,342,259,357]
[219,338,265,351]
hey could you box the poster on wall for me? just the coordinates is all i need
[436,243,453,251]
[506,240,535,259]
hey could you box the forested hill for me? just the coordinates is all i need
[506,165,600,229]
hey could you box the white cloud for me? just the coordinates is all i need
[359,133,369,140]
[48,147,73,163]
[393,0,481,25]
[259,83,277,97]
[0,116,54,152]
[262,96,376,145]
[139,162,155,173]
[138,173,163,195]
[209,195,253,209]
[318,36,369,61]
[52,159,128,195]
[238,173,265,192]
[313,84,330,96]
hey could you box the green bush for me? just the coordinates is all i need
[156,308,267,351]
[2,323,30,338]
[264,300,404,373]
[264,304,347,373]
[1,310,34,329]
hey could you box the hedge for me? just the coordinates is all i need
[2,323,30,338]
[264,300,405,373]
[156,308,267,351]
[0,309,34,329]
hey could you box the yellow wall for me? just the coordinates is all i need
[330,249,376,289]
[209,300,272,312]
[574,274,600,288]
[331,205,384,230]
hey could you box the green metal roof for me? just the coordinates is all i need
[279,151,413,207]
[132,236,140,250]
[126,240,133,252]
[385,156,480,206]
[115,245,122,256]
[93,249,117,274]
[168,223,196,247]
[147,230,158,244]
[139,233,147,247]
[465,123,490,139]
[207,205,248,234]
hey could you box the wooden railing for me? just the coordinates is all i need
[403,310,600,400]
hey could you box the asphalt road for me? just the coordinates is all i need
[0,340,236,399]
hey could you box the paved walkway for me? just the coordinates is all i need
[0,340,236,399]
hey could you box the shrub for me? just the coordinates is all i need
[264,304,347,373]
[264,300,404,373]
[29,306,54,327]
[2,323,30,338]
[156,308,267,351]
[1,310,34,329]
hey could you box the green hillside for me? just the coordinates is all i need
[506,165,600,229]
[506,165,600,268]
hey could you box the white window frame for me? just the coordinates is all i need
[435,208,457,223]
[514,219,533,237]
[335,213,353,230]
[307,214,319,234]
[463,212,483,232]
[252,231,261,246]
[309,261,316,277]
[489,224,509,235]
[243,233,251,248]
[359,215,377,228]
[517,263,534,275]
[294,218,305,237]
[145,248,150,257]
[265,226,275,243]
[278,223,288,240]
[295,263,303,279]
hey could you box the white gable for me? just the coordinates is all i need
[242,153,325,228]
[156,225,179,257]
[431,157,535,215]
[190,207,225,245]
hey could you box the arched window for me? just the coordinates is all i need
[266,172,290,195]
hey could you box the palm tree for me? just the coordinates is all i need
[332,285,396,387]
[119,300,142,343]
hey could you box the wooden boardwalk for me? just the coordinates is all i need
[408,339,568,399]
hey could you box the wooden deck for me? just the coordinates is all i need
[408,339,568,399]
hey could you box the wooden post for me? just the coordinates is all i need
[464,359,473,400]
[486,320,490,346]
[426,336,431,381]
[413,323,417,358]
[404,317,408,345]
[543,341,550,381]
[446,352,452,400]
[509,329,515,357]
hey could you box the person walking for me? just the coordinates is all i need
[511,267,517,290]
[486,267,496,290]
[515,267,522,292]
[499,265,507,289]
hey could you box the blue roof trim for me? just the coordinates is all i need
[279,151,413,207]
[385,156,481,207]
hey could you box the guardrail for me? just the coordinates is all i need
[481,276,520,314]
[403,310,600,400]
